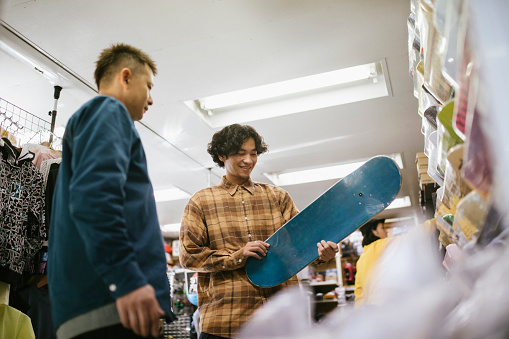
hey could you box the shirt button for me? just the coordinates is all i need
[222,265,225,269]
[242,201,245,204]
[109,284,117,292]
[245,217,248,220]
[238,259,242,263]
[248,234,251,237]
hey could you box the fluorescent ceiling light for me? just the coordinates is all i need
[264,154,403,186]
[265,161,365,186]
[386,196,412,210]
[199,64,373,110]
[185,59,392,128]
[154,187,190,202]
[160,223,181,234]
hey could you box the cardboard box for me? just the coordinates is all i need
[416,152,428,160]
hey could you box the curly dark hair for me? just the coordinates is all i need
[360,219,386,247]
[207,124,268,168]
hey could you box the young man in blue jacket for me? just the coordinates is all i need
[48,43,174,339]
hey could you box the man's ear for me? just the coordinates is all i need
[218,155,226,162]
[120,68,132,87]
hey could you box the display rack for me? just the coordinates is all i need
[0,97,53,146]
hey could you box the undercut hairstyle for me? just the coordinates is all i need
[207,124,268,168]
[94,43,157,90]
[360,218,386,247]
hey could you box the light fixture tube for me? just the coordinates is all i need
[385,196,412,210]
[264,154,403,187]
[199,64,373,110]
[154,187,190,202]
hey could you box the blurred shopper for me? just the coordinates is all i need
[355,218,391,306]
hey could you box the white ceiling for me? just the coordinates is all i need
[0,0,424,234]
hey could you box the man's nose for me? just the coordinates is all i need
[241,154,252,163]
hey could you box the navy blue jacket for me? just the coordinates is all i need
[48,96,171,330]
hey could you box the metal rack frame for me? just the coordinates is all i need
[0,97,54,146]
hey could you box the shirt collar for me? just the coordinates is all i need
[221,176,255,196]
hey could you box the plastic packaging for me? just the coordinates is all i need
[442,244,464,272]
[436,100,463,177]
[237,286,315,339]
[462,105,492,197]
[408,12,422,99]
[452,190,489,245]
[416,61,440,117]
[420,0,454,104]
[440,0,464,88]
[441,145,471,215]
[451,24,472,140]
[426,131,444,186]
[422,105,440,156]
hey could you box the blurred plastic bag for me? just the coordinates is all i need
[441,144,471,215]
[452,190,489,245]
[440,245,509,338]
[329,225,461,339]
[237,285,314,339]
[436,100,464,177]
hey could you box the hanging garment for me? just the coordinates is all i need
[30,147,61,171]
[41,159,61,240]
[0,138,46,286]
[0,304,36,339]
[16,284,56,339]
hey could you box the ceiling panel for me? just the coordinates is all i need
[0,0,424,231]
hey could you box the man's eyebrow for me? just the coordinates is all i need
[238,148,257,152]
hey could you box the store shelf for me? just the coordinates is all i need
[315,299,339,304]
[309,281,338,287]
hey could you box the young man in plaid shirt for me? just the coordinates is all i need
[179,124,338,339]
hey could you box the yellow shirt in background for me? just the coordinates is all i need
[0,304,35,339]
[354,237,392,306]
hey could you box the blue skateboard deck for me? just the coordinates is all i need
[245,156,401,287]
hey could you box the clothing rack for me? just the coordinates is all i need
[0,97,54,147]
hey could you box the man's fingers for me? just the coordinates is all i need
[118,308,130,330]
[151,318,162,338]
[242,241,271,259]
[328,241,339,252]
[128,309,140,336]
[137,307,149,337]
[151,308,165,337]
[317,240,339,261]
[252,241,268,255]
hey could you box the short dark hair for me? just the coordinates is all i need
[360,218,385,247]
[207,124,268,168]
[94,43,157,89]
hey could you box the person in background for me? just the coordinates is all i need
[179,124,339,339]
[354,218,391,306]
[48,43,175,339]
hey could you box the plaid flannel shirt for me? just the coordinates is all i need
[179,176,299,338]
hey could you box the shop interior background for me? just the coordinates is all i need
[0,0,423,236]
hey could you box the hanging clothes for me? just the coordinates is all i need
[29,147,61,171]
[16,284,56,339]
[0,138,46,286]
[41,159,61,240]
[0,304,36,339]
